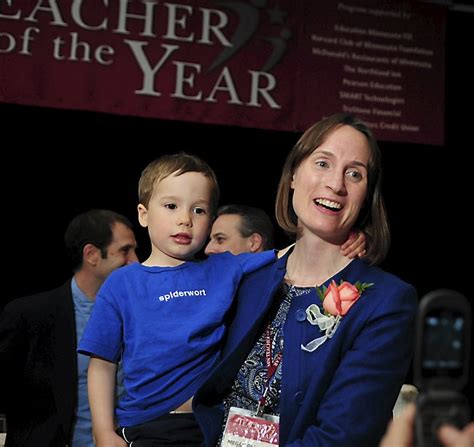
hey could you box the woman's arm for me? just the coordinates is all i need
[285,285,418,446]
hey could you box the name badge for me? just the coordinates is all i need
[221,406,279,446]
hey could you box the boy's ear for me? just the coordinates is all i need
[137,203,148,228]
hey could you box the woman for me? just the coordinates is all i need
[193,113,418,446]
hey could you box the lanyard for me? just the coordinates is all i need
[256,326,282,416]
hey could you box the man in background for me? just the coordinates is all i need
[205,204,274,255]
[0,209,138,447]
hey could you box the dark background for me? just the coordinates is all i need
[1,9,472,401]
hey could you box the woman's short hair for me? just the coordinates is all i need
[275,113,389,264]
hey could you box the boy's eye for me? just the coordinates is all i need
[165,203,177,209]
[216,236,226,244]
[193,207,207,215]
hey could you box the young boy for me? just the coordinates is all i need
[78,154,277,446]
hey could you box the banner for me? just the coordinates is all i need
[0,1,446,144]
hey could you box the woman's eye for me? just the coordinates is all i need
[316,160,329,168]
[346,170,362,181]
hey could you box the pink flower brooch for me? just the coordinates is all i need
[301,280,374,352]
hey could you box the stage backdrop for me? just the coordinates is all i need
[0,0,445,144]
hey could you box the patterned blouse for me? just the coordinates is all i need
[219,284,314,443]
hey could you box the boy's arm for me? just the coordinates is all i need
[340,229,366,258]
[88,356,127,447]
[278,230,367,260]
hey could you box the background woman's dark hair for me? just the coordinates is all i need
[275,112,390,265]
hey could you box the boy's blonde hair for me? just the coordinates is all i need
[138,153,220,215]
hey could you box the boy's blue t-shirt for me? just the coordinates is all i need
[78,250,276,427]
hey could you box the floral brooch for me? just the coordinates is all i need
[301,280,374,352]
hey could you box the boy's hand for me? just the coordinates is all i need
[341,230,366,259]
[94,430,128,447]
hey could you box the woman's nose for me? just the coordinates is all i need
[326,174,346,195]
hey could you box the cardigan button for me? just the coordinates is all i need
[294,391,304,404]
[295,309,307,321]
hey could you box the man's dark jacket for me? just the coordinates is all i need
[0,281,77,446]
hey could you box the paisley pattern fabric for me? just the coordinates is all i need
[222,284,314,424]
